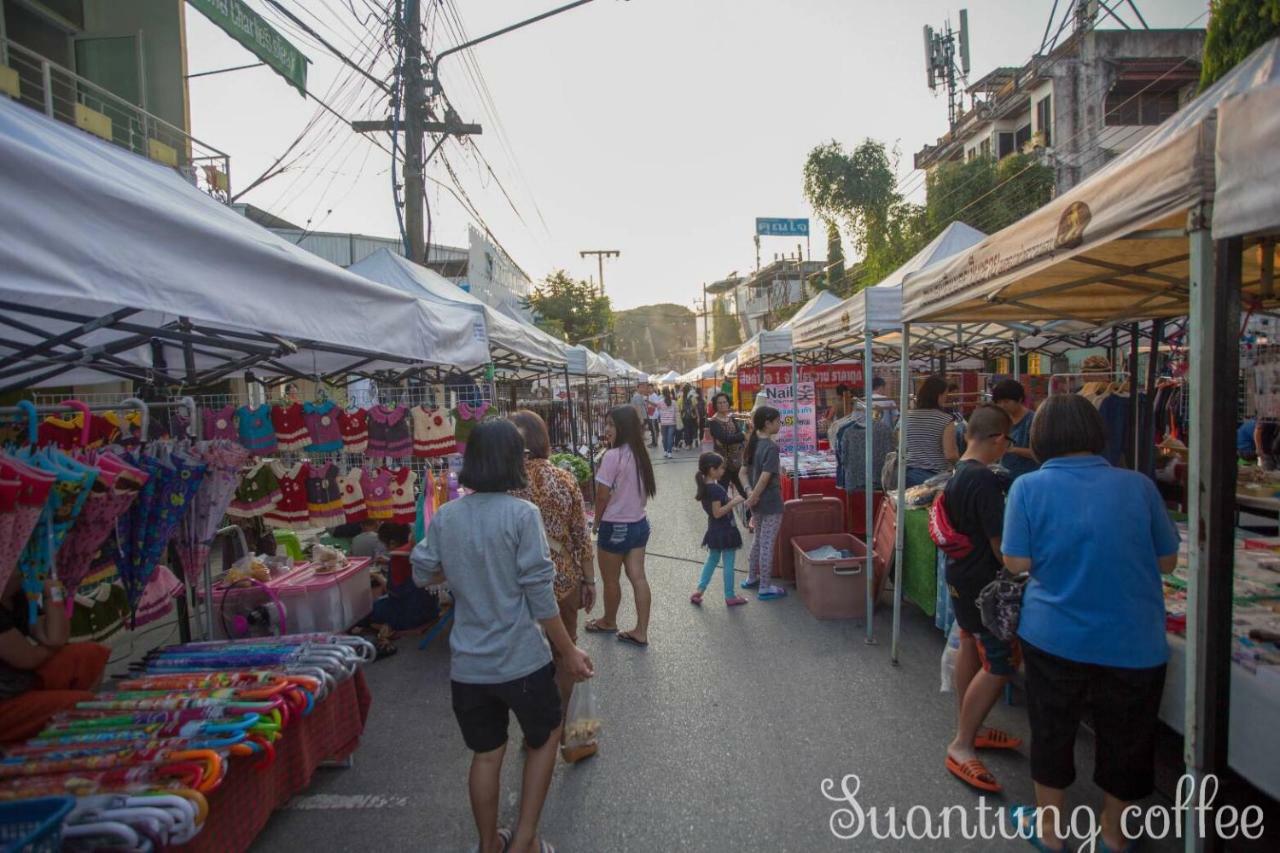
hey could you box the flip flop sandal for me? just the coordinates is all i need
[617,631,648,648]
[472,828,512,853]
[374,640,398,660]
[725,596,748,606]
[690,591,704,606]
[740,578,760,589]
[945,755,1002,793]
[583,620,617,634]
[975,728,1023,750]
[1005,805,1063,852]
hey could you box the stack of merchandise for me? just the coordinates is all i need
[779,452,839,478]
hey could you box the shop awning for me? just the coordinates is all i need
[901,40,1280,326]
[348,249,566,370]
[793,222,988,352]
[0,97,489,391]
[1213,76,1280,240]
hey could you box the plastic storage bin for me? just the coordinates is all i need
[273,557,373,633]
[0,796,74,853]
[791,533,885,620]
[774,494,845,582]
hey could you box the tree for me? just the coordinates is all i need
[924,152,1054,237]
[524,270,612,345]
[1201,0,1280,88]
[711,295,741,354]
[818,219,846,294]
[802,139,924,293]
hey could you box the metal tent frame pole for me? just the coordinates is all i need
[891,324,910,664]
[863,332,875,643]
[790,348,800,497]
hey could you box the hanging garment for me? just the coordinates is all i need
[271,402,309,452]
[226,460,282,518]
[452,402,490,452]
[303,401,344,452]
[16,449,97,621]
[338,468,367,523]
[414,469,434,542]
[174,441,249,584]
[102,410,143,445]
[36,415,83,450]
[339,407,369,454]
[835,413,894,492]
[368,405,413,458]
[412,406,456,457]
[132,564,182,628]
[388,467,417,524]
[55,453,145,600]
[0,457,55,598]
[306,462,346,526]
[235,405,277,456]
[202,405,238,443]
[264,461,310,529]
[117,446,205,614]
[362,468,393,520]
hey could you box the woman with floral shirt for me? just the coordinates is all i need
[508,410,597,761]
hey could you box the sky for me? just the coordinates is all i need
[185,0,1209,312]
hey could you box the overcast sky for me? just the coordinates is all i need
[185,0,1208,311]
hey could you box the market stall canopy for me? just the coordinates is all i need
[654,370,681,385]
[776,290,842,330]
[1213,60,1280,239]
[734,328,794,366]
[612,359,647,382]
[0,97,489,391]
[566,345,613,378]
[902,40,1280,325]
[679,362,716,383]
[348,249,566,369]
[793,222,987,351]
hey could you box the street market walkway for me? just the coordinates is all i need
[251,454,1188,853]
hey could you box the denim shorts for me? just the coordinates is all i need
[596,518,651,554]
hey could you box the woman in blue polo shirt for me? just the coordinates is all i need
[1001,394,1179,853]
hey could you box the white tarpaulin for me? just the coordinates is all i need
[349,249,565,368]
[733,328,794,365]
[777,290,842,331]
[566,345,612,378]
[0,97,489,387]
[1213,73,1280,238]
[902,40,1280,324]
[793,222,987,350]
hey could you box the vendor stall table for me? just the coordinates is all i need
[176,670,372,853]
[877,498,939,620]
[1159,634,1280,800]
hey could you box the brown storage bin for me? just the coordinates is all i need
[774,494,844,583]
[791,533,886,620]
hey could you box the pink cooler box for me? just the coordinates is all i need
[791,533,885,620]
[272,557,374,633]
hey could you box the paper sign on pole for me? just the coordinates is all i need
[761,382,817,454]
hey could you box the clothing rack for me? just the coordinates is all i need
[0,396,198,442]
[1047,370,1130,396]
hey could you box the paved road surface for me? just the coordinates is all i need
[252,452,1194,852]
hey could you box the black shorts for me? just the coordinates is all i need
[1022,641,1167,801]
[450,662,562,754]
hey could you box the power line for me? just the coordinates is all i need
[263,0,392,94]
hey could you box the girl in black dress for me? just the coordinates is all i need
[691,452,748,607]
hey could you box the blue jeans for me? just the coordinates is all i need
[699,548,737,598]
[905,466,938,488]
[662,424,676,453]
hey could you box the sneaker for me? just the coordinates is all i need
[740,578,760,589]
[758,585,788,600]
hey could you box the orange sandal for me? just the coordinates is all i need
[975,728,1023,750]
[946,755,1002,793]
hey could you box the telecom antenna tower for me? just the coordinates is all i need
[922,9,971,130]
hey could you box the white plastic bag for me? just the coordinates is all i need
[939,621,962,693]
[561,678,601,763]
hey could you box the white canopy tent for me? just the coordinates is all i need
[0,97,488,392]
[654,370,681,385]
[776,290,843,331]
[678,361,716,384]
[348,249,566,372]
[896,39,1280,805]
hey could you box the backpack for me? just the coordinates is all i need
[928,490,974,559]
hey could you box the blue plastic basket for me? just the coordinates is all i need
[0,797,74,853]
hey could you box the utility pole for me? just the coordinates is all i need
[580,249,620,296]
[403,0,426,263]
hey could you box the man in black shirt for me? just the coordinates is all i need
[943,404,1023,795]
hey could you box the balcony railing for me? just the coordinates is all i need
[0,38,231,202]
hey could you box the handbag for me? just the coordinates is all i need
[927,491,974,559]
[977,570,1029,642]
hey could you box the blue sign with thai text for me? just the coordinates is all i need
[756,217,809,237]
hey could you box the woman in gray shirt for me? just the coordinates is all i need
[412,420,593,853]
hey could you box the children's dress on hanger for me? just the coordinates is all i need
[362,468,393,520]
[235,404,277,455]
[305,462,346,526]
[412,406,457,457]
[226,460,282,518]
[264,461,311,529]
[368,405,412,458]
[303,401,344,452]
[338,468,367,522]
[202,405,238,443]
[388,467,417,524]
[339,407,369,455]
[271,402,310,452]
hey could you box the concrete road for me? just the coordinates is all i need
[251,451,1192,853]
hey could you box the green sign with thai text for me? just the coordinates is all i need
[188,0,309,96]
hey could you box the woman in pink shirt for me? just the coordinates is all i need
[584,406,657,647]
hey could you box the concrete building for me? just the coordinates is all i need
[0,0,230,197]
[730,259,825,339]
[914,26,1205,194]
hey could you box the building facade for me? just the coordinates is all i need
[914,27,1205,194]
